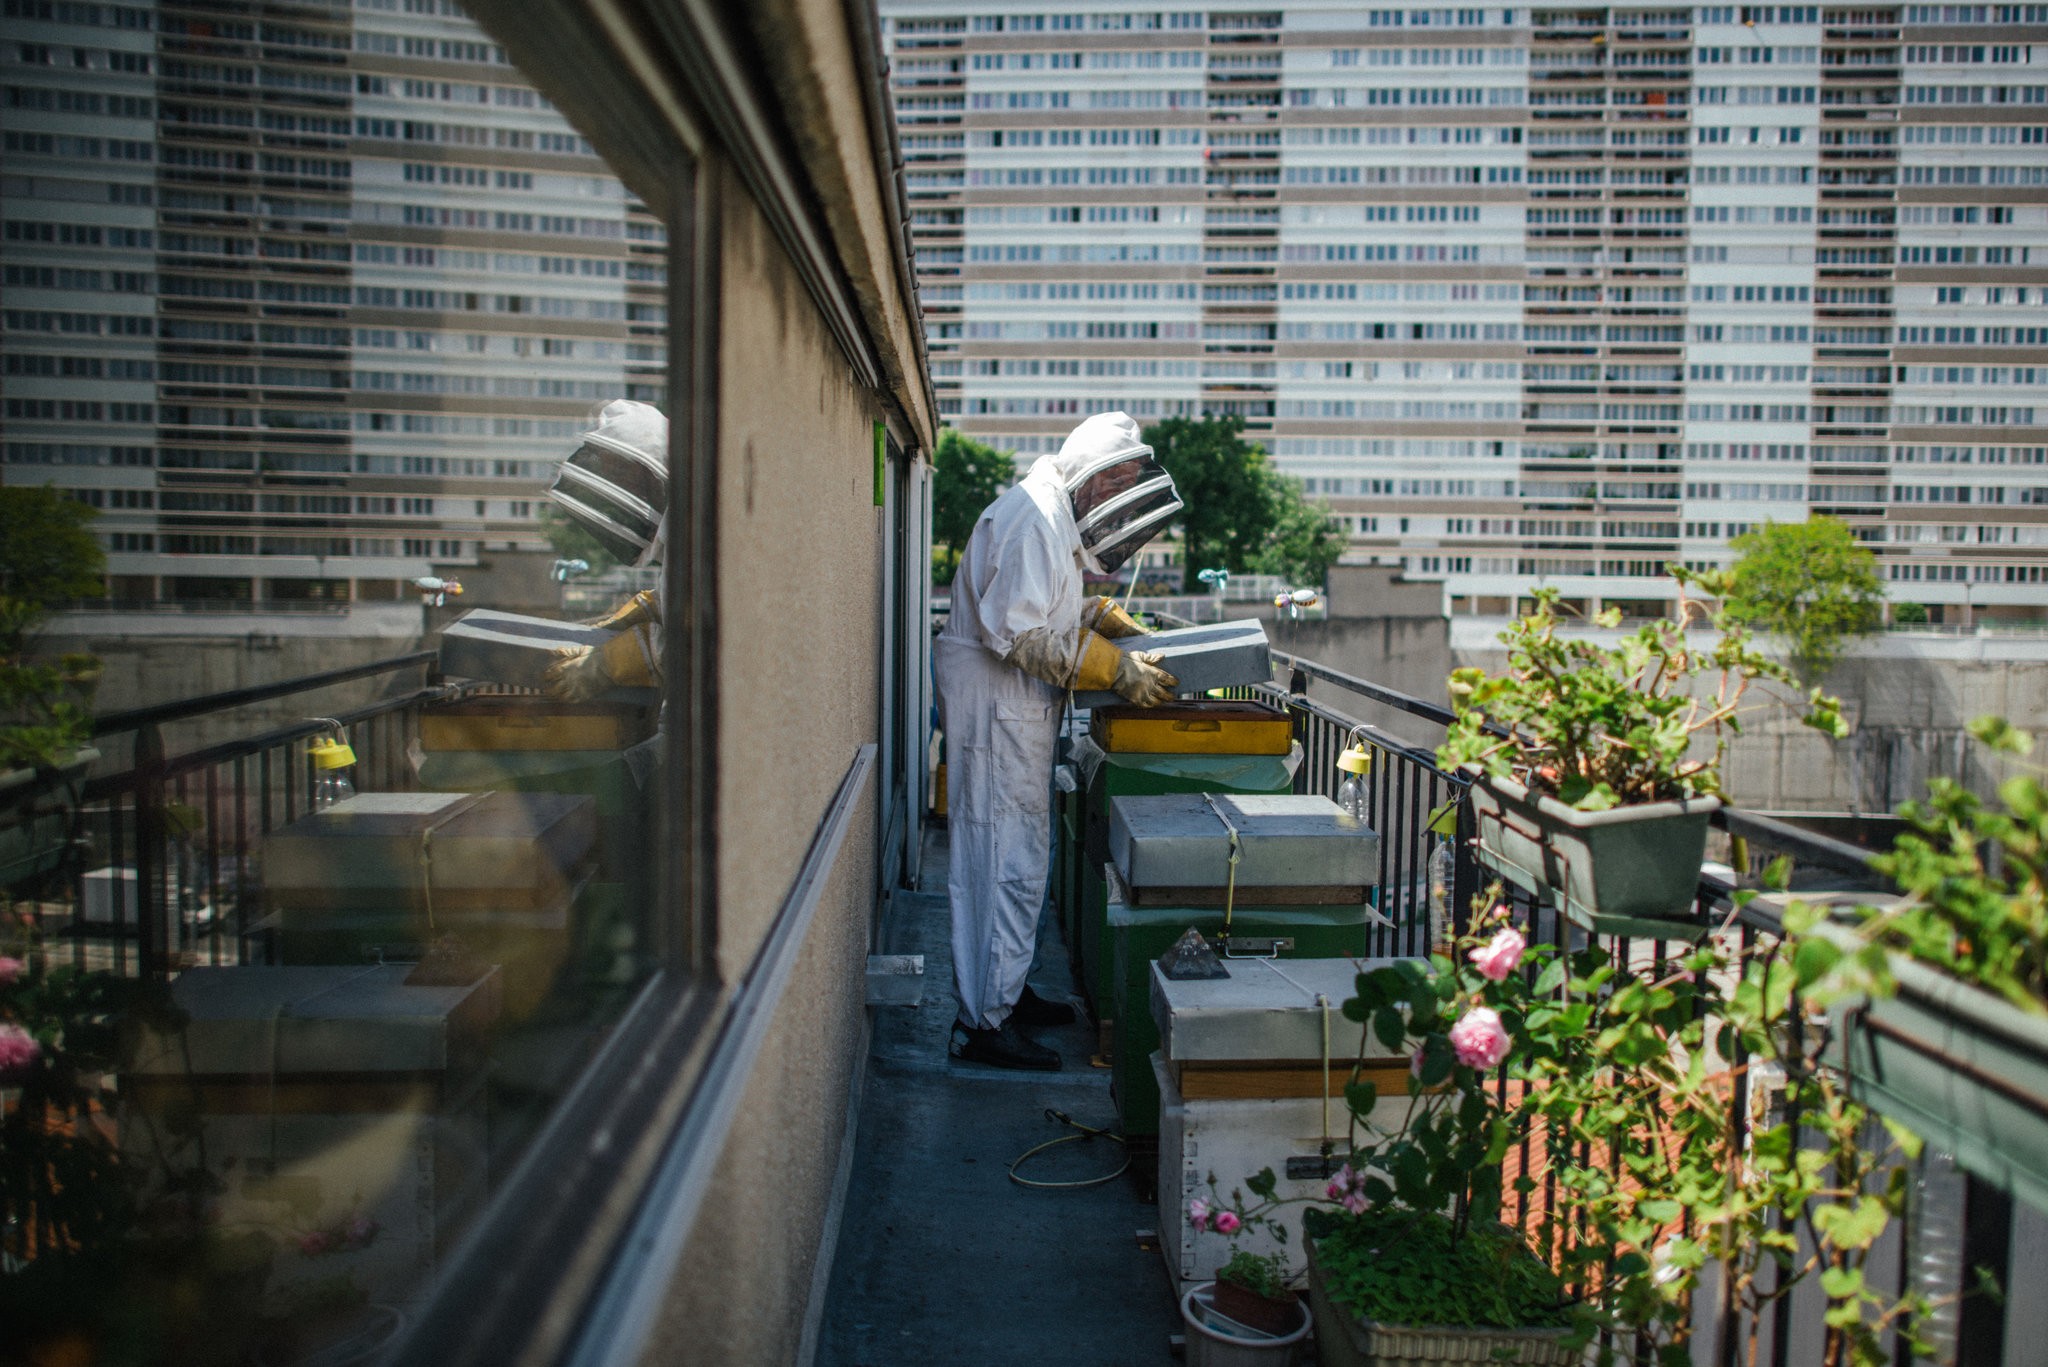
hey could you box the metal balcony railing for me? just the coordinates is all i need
[1197,646,2026,1363]
[26,653,470,978]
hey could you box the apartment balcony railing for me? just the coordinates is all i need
[44,652,463,977]
[1196,645,2031,1363]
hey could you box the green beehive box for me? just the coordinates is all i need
[1107,873,1375,1138]
[1071,739,1300,1016]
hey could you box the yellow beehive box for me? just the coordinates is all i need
[419,695,651,752]
[1089,699,1292,756]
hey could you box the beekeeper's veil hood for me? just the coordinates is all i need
[548,399,669,566]
[1044,411,1182,574]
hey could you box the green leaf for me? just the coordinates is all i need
[1345,1079,1379,1118]
[1792,935,1843,988]
[1879,1117,1924,1160]
[1247,1167,1278,1199]
[1372,1005,1408,1052]
[1819,1266,1864,1299]
[1969,714,2034,756]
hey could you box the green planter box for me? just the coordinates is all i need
[1829,951,2048,1215]
[1467,773,1719,940]
[1305,1239,1575,1367]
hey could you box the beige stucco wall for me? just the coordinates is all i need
[636,164,889,1365]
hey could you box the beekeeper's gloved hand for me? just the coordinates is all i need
[582,590,660,631]
[545,625,657,701]
[1111,649,1177,707]
[545,647,607,702]
[1082,596,1148,640]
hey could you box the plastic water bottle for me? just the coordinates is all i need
[1908,1148,1965,1362]
[1427,838,1455,955]
[1336,743,1371,823]
[310,734,357,808]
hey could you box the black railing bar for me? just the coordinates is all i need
[92,650,438,737]
[1267,647,1461,728]
[82,684,463,796]
[1252,682,1458,777]
[1717,806,1882,883]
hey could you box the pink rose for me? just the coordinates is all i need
[0,1024,39,1082]
[1213,1210,1241,1236]
[0,957,23,987]
[1468,926,1527,982]
[1188,1198,1210,1231]
[1449,1006,1510,1070]
[1409,1047,1425,1078]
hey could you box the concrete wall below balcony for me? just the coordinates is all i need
[1451,624,2048,813]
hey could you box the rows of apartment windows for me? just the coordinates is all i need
[919,125,2048,152]
[898,4,2048,32]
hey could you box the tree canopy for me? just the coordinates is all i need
[1143,414,1343,592]
[1722,515,1884,683]
[0,485,104,611]
[931,428,1015,584]
[1253,474,1347,590]
[537,504,620,576]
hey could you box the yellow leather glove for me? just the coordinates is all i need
[583,590,660,632]
[1070,633,1177,706]
[1082,596,1148,639]
[1111,649,1177,707]
[545,624,658,701]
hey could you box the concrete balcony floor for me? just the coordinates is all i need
[819,825,1183,1365]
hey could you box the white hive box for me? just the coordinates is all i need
[127,965,501,1309]
[1072,619,1272,710]
[1151,957,1424,1299]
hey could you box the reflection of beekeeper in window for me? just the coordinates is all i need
[543,400,666,702]
[935,412,1184,1072]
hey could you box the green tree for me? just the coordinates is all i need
[0,486,104,610]
[1253,473,1345,590]
[0,486,104,768]
[931,428,1015,585]
[1142,414,1281,592]
[1723,516,1884,683]
[537,504,619,576]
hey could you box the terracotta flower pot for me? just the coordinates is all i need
[1210,1276,1301,1337]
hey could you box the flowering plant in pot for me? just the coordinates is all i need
[1202,1245,1300,1337]
[1437,570,1847,935]
[1195,885,1935,1366]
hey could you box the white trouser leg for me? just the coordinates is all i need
[936,639,1058,1032]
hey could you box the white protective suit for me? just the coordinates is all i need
[935,412,1179,1031]
[545,399,667,701]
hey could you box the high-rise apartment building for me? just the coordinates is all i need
[2,0,664,613]
[884,0,2048,620]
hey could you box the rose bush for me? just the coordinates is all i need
[1193,882,1935,1364]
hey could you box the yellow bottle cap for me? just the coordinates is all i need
[1337,744,1372,776]
[310,737,357,769]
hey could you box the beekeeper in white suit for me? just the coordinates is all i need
[543,398,668,702]
[936,411,1185,1071]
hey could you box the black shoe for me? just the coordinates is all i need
[1011,984,1078,1029]
[951,1019,1061,1071]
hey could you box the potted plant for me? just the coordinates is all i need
[1195,886,1935,1365]
[1819,715,2048,1213]
[1438,570,1847,937]
[1209,1248,1300,1337]
[0,486,106,887]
